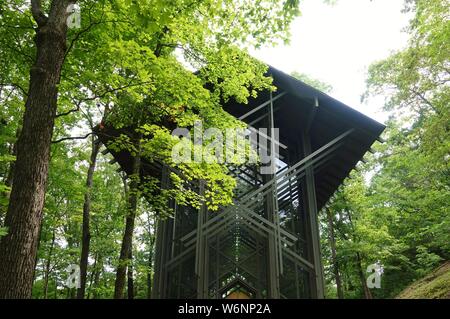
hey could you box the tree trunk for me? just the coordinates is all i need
[4,129,19,191]
[53,274,58,298]
[147,236,155,299]
[326,208,344,299]
[92,255,103,299]
[127,249,134,299]
[0,1,72,298]
[86,252,98,299]
[43,229,56,299]
[342,204,372,299]
[1,133,17,226]
[77,138,101,299]
[356,252,373,299]
[114,147,141,299]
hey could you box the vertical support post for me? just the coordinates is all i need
[301,132,325,299]
[265,92,280,298]
[195,180,209,298]
[152,219,163,298]
[255,236,262,299]
[299,170,315,297]
[270,92,284,276]
[215,234,220,299]
[171,203,178,259]
[295,262,300,298]
[152,165,171,298]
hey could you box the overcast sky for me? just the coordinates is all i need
[250,0,412,123]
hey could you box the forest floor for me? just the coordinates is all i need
[396,261,450,299]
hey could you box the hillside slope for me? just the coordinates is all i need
[396,261,450,299]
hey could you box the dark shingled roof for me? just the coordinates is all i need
[223,66,385,210]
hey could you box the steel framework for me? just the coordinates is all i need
[98,67,384,299]
[152,90,357,299]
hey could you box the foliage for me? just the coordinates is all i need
[0,0,302,298]
[321,0,449,299]
[291,71,333,93]
[0,0,448,299]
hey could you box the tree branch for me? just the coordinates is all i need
[55,81,152,118]
[55,99,82,118]
[52,132,94,144]
[0,82,28,97]
[410,88,440,115]
[64,22,99,62]
[63,2,103,64]
[31,0,48,27]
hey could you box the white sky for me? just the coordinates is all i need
[250,0,412,124]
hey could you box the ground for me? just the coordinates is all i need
[396,261,450,299]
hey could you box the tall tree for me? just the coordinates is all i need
[43,229,56,299]
[325,208,344,299]
[114,155,141,299]
[0,1,76,298]
[127,249,135,299]
[77,137,101,299]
